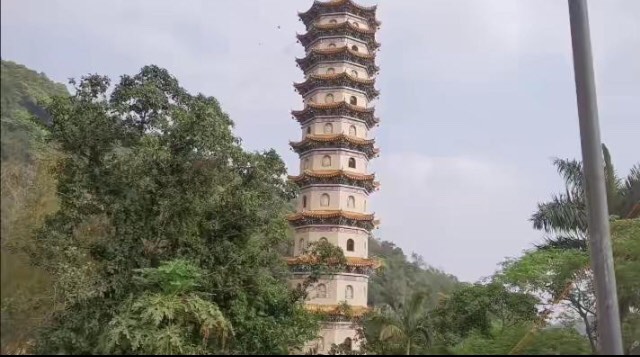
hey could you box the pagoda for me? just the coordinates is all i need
[287,0,381,354]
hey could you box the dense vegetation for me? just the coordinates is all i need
[1,60,638,355]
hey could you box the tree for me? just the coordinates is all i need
[28,66,319,354]
[367,291,433,355]
[531,145,639,249]
[101,260,233,354]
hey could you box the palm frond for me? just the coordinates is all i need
[552,158,584,197]
[534,234,587,251]
[530,193,587,233]
[620,163,640,218]
[602,144,623,213]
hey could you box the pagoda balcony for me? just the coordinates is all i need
[298,0,380,29]
[297,21,380,50]
[287,210,379,231]
[287,256,381,276]
[292,101,379,129]
[294,72,379,100]
[303,304,372,321]
[296,46,379,77]
[290,133,379,159]
[288,169,379,194]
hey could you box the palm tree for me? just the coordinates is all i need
[531,144,640,250]
[370,291,433,355]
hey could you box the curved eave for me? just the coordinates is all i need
[293,72,380,100]
[286,256,382,269]
[299,46,375,61]
[287,210,374,221]
[291,133,375,147]
[288,170,380,193]
[298,0,378,27]
[296,47,379,76]
[303,304,371,318]
[297,22,379,49]
[290,135,379,159]
[291,102,380,129]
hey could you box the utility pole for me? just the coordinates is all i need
[567,0,624,354]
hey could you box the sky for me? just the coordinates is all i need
[2,0,638,282]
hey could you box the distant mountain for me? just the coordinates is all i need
[1,59,68,162]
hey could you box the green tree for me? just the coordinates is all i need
[29,65,318,354]
[101,259,233,354]
[531,145,639,249]
[367,291,434,355]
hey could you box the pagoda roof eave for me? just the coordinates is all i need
[287,209,374,222]
[290,133,375,147]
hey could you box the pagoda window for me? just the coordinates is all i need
[349,125,357,136]
[299,238,305,254]
[347,196,355,208]
[296,283,302,290]
[316,284,327,298]
[302,195,307,209]
[324,123,333,134]
[348,157,356,169]
[328,42,337,48]
[303,158,310,170]
[326,67,335,75]
[350,96,358,105]
[329,19,337,24]
[324,93,334,103]
[318,337,325,351]
[322,155,331,167]
[346,239,355,252]
[351,69,358,78]
[352,21,360,28]
[345,285,354,299]
[320,193,330,207]
[351,45,359,52]
[306,126,312,134]
[344,338,353,351]
[319,237,328,243]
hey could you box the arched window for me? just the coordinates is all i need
[350,96,358,105]
[347,239,355,252]
[349,125,357,136]
[316,284,327,298]
[302,195,307,209]
[328,42,337,48]
[346,285,354,299]
[318,337,325,351]
[306,126,311,134]
[299,238,305,253]
[296,283,302,290]
[324,93,334,103]
[352,22,360,28]
[348,157,356,169]
[319,237,328,243]
[320,193,330,207]
[303,158,310,170]
[329,19,337,24]
[351,45,359,52]
[322,155,331,167]
[344,338,353,351]
[364,200,367,211]
[326,67,335,75]
[347,195,355,208]
[351,69,358,78]
[324,123,333,134]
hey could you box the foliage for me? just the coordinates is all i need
[530,146,639,249]
[24,65,318,355]
[431,282,539,347]
[0,60,68,353]
[1,60,68,163]
[100,260,233,355]
[367,237,460,309]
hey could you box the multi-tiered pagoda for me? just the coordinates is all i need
[287,0,381,354]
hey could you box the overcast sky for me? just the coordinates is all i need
[2,0,638,282]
